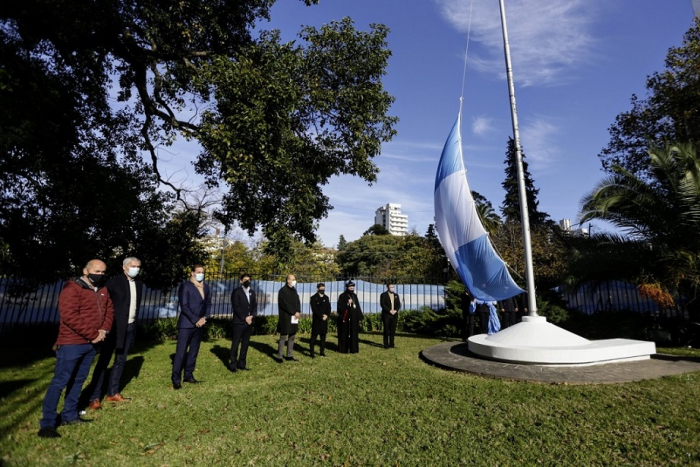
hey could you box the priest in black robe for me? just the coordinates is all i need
[337,281,362,353]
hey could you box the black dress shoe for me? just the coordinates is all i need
[284,356,298,361]
[238,366,250,371]
[184,378,201,384]
[228,365,237,373]
[319,352,326,357]
[38,427,61,438]
[60,417,92,426]
[173,382,182,390]
[310,353,315,359]
[276,357,284,363]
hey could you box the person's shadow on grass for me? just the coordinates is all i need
[120,356,145,390]
[248,339,280,361]
[358,337,385,348]
[209,344,230,368]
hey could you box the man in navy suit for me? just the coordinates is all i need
[229,273,257,372]
[88,257,143,409]
[171,264,211,389]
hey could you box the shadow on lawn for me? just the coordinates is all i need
[210,344,230,368]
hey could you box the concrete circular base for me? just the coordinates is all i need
[420,341,700,384]
[467,316,656,365]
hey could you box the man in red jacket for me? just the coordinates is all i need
[38,259,114,438]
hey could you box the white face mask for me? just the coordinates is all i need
[195,273,205,282]
[290,280,297,288]
[127,267,140,278]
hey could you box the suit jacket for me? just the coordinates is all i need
[380,291,401,315]
[231,286,257,326]
[105,273,143,349]
[277,285,300,335]
[499,297,517,313]
[178,280,212,329]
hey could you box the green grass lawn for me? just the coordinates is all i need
[1,333,699,466]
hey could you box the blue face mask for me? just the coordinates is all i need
[195,273,205,282]
[127,267,140,278]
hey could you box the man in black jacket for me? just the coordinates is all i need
[88,257,142,410]
[379,283,401,349]
[309,283,331,358]
[229,273,257,372]
[277,274,301,362]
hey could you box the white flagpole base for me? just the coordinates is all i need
[468,316,656,366]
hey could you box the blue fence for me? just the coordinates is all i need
[1,275,691,333]
[0,276,445,332]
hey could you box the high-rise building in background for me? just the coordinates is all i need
[374,203,408,236]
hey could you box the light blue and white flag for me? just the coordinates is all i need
[434,113,524,301]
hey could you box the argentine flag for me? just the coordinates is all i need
[434,114,523,301]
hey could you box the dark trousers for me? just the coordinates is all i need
[230,324,252,369]
[463,312,475,339]
[310,332,326,355]
[382,312,398,347]
[501,311,515,329]
[172,327,203,384]
[477,311,489,334]
[90,323,135,400]
[41,343,96,428]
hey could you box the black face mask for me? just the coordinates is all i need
[88,274,105,287]
[319,289,325,295]
[242,280,251,288]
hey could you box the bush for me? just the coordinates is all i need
[537,300,569,325]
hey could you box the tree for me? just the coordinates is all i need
[500,138,550,227]
[472,191,502,236]
[337,235,348,251]
[363,224,390,236]
[579,143,700,313]
[0,1,398,284]
[599,19,700,178]
[336,232,444,281]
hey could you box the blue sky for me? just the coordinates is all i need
[161,0,696,246]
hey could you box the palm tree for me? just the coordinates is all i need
[578,143,700,312]
[475,200,502,237]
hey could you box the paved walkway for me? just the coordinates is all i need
[420,341,700,384]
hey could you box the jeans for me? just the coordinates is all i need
[40,343,97,428]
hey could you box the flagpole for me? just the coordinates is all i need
[498,0,537,315]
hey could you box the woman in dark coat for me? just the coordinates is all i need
[337,281,363,353]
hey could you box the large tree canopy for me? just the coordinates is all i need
[0,0,397,284]
[599,19,700,178]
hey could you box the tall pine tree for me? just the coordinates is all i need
[500,137,550,228]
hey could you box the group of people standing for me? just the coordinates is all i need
[38,261,402,438]
[276,276,402,360]
[461,289,529,339]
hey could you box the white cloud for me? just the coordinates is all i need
[434,0,598,86]
[471,115,493,135]
[519,118,558,171]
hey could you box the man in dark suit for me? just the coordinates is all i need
[172,264,211,389]
[379,283,401,349]
[88,257,143,410]
[229,273,257,372]
[277,274,301,362]
[309,283,331,358]
[499,295,518,330]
